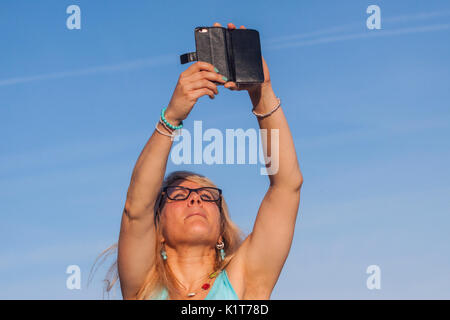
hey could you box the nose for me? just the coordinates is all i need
[187,190,203,206]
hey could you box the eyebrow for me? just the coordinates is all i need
[168,186,207,189]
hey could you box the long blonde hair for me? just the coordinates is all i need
[89,170,245,299]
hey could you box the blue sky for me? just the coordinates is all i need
[1,0,449,299]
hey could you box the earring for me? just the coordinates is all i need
[216,241,225,261]
[161,243,167,261]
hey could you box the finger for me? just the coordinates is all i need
[191,88,216,100]
[227,23,236,29]
[183,61,215,77]
[188,78,219,95]
[186,74,219,94]
[213,22,222,27]
[189,70,226,88]
[240,25,246,29]
[224,81,238,90]
[224,82,235,90]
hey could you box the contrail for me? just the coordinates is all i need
[267,23,450,50]
[265,23,356,44]
[264,10,450,44]
[383,10,450,23]
[1,11,449,87]
[0,54,174,87]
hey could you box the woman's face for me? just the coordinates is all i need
[160,180,222,247]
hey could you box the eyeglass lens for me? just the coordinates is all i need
[166,187,220,201]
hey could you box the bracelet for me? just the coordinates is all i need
[161,107,183,130]
[159,118,175,134]
[252,97,281,118]
[155,122,181,141]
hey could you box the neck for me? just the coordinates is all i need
[164,243,217,292]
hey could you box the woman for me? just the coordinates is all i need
[112,22,303,300]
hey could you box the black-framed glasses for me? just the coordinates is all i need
[162,186,222,202]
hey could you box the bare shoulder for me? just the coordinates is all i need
[225,236,272,300]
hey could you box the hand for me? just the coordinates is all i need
[165,61,227,124]
[213,22,272,95]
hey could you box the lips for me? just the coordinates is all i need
[185,212,207,220]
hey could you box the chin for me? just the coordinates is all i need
[185,224,213,239]
[187,224,209,234]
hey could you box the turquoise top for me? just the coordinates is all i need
[152,270,239,300]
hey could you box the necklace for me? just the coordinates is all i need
[174,270,221,297]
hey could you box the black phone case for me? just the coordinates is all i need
[180,26,264,86]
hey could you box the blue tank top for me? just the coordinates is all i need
[152,270,239,300]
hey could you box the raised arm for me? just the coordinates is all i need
[243,79,303,296]
[223,44,303,298]
[118,62,226,299]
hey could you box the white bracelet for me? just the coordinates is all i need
[159,118,175,134]
[155,122,181,141]
[252,97,281,118]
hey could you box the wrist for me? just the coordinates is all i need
[163,106,183,127]
[249,83,277,113]
[248,81,272,98]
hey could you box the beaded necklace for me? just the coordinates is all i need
[174,270,221,298]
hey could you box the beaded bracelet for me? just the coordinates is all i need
[155,122,181,141]
[161,107,183,130]
[252,97,281,118]
[159,118,175,134]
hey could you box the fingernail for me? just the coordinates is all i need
[222,76,228,81]
[214,67,219,73]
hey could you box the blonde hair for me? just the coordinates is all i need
[89,170,245,300]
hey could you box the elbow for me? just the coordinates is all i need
[270,172,303,192]
[124,198,137,219]
[292,173,303,192]
[297,174,304,189]
[123,198,155,221]
[124,198,132,215]
[287,171,304,192]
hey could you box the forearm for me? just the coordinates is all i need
[124,113,179,218]
[249,84,303,189]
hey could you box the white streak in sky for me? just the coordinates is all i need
[383,10,450,23]
[265,10,450,44]
[1,11,449,87]
[267,23,450,50]
[0,54,174,87]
